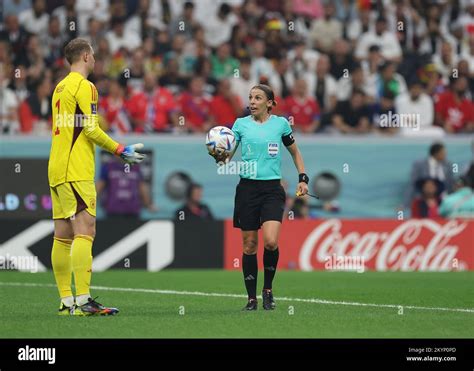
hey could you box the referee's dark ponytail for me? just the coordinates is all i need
[251,84,277,112]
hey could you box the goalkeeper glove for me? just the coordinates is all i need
[115,143,146,164]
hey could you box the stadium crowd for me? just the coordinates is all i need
[0,0,473,135]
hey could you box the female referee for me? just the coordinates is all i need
[210,84,309,311]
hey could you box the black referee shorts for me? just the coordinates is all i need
[233,178,286,231]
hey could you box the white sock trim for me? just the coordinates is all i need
[76,294,90,306]
[61,296,74,307]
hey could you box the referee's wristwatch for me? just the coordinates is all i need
[299,173,309,184]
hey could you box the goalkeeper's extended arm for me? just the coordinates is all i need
[77,80,145,164]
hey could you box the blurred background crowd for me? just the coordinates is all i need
[0,0,473,136]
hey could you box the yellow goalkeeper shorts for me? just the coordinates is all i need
[50,181,97,219]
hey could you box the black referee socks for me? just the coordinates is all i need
[242,253,258,299]
[263,248,279,290]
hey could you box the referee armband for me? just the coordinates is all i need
[282,133,295,147]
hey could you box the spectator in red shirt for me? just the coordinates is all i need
[285,78,320,133]
[435,76,474,133]
[210,79,243,127]
[178,76,212,133]
[125,73,180,133]
[411,178,441,218]
[99,78,131,134]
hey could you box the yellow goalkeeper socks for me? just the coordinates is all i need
[72,234,94,302]
[51,237,73,302]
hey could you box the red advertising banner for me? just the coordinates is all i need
[224,219,474,271]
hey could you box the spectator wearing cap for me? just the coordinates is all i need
[411,178,442,218]
[395,78,443,137]
[308,2,342,53]
[439,176,474,218]
[105,17,141,54]
[263,19,287,60]
[355,16,402,63]
[331,89,371,134]
[435,76,474,133]
[285,78,320,133]
[404,142,455,209]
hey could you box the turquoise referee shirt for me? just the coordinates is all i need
[231,115,293,180]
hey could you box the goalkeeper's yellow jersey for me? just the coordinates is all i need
[48,71,120,187]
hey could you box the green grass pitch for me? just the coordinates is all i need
[0,270,473,338]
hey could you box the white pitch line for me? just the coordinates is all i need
[1,281,473,314]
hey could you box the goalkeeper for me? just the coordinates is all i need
[48,38,145,316]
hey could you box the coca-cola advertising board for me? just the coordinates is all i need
[224,219,474,271]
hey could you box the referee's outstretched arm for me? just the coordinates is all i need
[286,142,309,196]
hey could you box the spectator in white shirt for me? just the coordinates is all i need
[269,56,294,99]
[105,17,142,55]
[337,63,370,102]
[0,65,20,134]
[230,57,257,109]
[18,0,49,36]
[306,54,338,113]
[461,35,474,75]
[355,16,402,63]
[287,40,320,80]
[250,38,275,82]
[52,0,79,38]
[346,8,374,45]
[432,41,458,82]
[308,2,343,53]
[203,3,239,48]
[395,79,444,137]
[75,0,109,36]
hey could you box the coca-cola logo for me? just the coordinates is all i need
[299,219,469,272]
